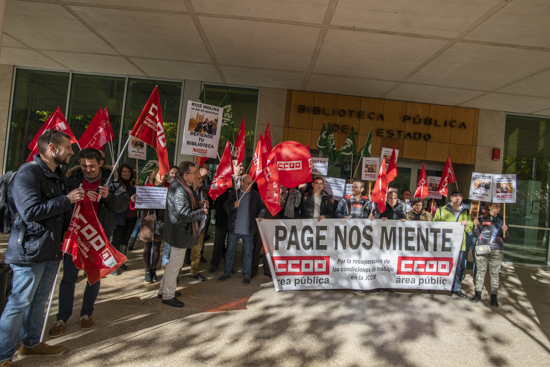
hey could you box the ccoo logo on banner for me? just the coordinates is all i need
[257,219,463,292]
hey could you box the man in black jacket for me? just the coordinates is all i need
[218,174,266,285]
[48,148,129,338]
[158,161,207,307]
[0,130,85,364]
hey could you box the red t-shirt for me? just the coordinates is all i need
[83,179,101,213]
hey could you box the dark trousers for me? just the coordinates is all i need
[57,253,100,322]
[111,217,138,256]
[210,226,228,268]
[252,232,270,277]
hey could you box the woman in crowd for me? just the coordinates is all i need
[376,190,406,221]
[471,203,510,308]
[111,164,137,275]
[406,197,432,221]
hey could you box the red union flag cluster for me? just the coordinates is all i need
[209,142,234,200]
[130,86,170,177]
[62,196,126,285]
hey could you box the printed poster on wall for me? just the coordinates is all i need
[380,147,399,169]
[311,157,329,176]
[427,176,442,199]
[492,174,516,203]
[362,157,379,181]
[469,172,493,202]
[257,218,463,292]
[181,100,223,158]
[128,131,146,160]
[322,177,346,200]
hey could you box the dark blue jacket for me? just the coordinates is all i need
[5,155,73,265]
[224,190,267,235]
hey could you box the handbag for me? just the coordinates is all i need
[475,244,491,256]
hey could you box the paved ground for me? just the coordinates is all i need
[1,235,550,367]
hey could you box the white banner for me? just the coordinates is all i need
[380,147,399,168]
[181,100,223,158]
[469,172,493,202]
[427,176,442,199]
[492,174,516,203]
[311,157,329,176]
[322,177,346,200]
[362,157,379,181]
[258,219,463,292]
[135,186,168,209]
[128,131,147,160]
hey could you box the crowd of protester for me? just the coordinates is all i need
[0,132,510,366]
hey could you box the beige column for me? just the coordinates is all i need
[256,87,287,148]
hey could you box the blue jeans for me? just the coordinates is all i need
[224,233,254,277]
[0,260,60,362]
[453,233,477,292]
[130,216,141,244]
[57,254,100,322]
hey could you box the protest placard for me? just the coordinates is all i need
[181,100,223,158]
[135,186,168,209]
[362,157,379,181]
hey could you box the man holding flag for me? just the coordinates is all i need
[48,148,129,338]
[0,131,85,365]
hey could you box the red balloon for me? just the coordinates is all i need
[267,141,312,188]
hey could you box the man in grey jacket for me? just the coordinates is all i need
[158,161,208,308]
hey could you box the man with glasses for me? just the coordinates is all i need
[159,161,208,307]
[336,180,373,219]
[300,177,335,220]
[432,189,474,299]
[0,130,85,365]
[218,174,266,285]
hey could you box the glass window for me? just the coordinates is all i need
[5,69,69,171]
[67,74,126,166]
[503,114,550,264]
[120,79,182,170]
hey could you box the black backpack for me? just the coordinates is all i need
[0,161,46,233]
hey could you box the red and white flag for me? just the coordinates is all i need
[249,136,266,181]
[62,196,126,285]
[437,156,456,197]
[209,142,234,200]
[264,122,272,153]
[103,107,115,142]
[130,86,170,177]
[414,163,429,199]
[78,108,114,150]
[386,147,398,184]
[372,158,388,214]
[257,156,281,216]
[233,117,246,165]
[27,107,79,162]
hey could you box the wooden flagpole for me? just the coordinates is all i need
[503,203,506,223]
[474,201,481,229]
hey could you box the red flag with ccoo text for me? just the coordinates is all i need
[437,157,456,197]
[233,117,246,165]
[386,147,398,184]
[27,107,79,162]
[414,163,429,199]
[78,108,113,150]
[130,86,170,177]
[249,135,266,181]
[257,156,281,216]
[372,158,388,213]
[209,142,234,200]
[264,122,272,153]
[62,196,126,285]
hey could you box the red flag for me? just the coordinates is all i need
[199,156,208,168]
[386,147,398,184]
[26,145,39,162]
[130,86,170,177]
[233,117,246,164]
[372,158,388,213]
[257,156,281,216]
[264,122,272,153]
[103,107,115,142]
[78,108,113,150]
[437,156,456,197]
[414,163,429,199]
[249,136,266,181]
[62,196,126,285]
[28,107,78,149]
[209,142,234,200]
[259,134,268,163]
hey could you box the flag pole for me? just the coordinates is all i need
[135,159,139,187]
[368,181,372,200]
[40,260,63,342]
[194,155,200,190]
[350,154,354,181]
[104,136,130,187]
[353,154,363,180]
[474,201,481,229]
[503,203,506,224]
